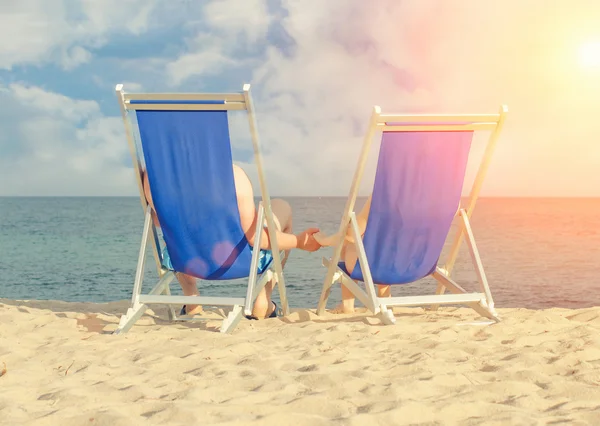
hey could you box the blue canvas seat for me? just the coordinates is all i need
[137,109,273,280]
[317,106,508,325]
[114,84,288,334]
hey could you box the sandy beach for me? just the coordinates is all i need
[1,300,600,425]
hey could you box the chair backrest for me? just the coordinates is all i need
[350,130,473,284]
[136,106,254,280]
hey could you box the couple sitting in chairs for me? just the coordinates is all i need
[114,83,506,334]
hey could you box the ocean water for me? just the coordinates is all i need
[1,197,599,310]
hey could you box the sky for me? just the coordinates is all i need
[1,0,599,197]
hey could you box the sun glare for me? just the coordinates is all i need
[578,41,600,70]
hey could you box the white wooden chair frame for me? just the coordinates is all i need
[316,105,508,325]
[114,83,289,334]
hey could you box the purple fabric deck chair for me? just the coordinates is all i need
[113,84,288,334]
[317,105,508,325]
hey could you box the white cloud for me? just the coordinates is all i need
[2,0,600,197]
[177,0,600,197]
[203,0,271,44]
[165,0,272,85]
[61,46,93,70]
[0,0,159,70]
[80,0,156,36]
[120,82,144,92]
[0,84,132,196]
[166,43,238,86]
[10,83,99,122]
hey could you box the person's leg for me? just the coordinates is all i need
[251,198,292,319]
[270,198,293,268]
[377,285,391,298]
[330,242,358,313]
[176,273,203,315]
[162,245,202,315]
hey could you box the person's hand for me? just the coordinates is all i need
[313,231,341,247]
[296,227,321,252]
[313,231,327,246]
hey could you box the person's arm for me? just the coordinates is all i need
[248,219,319,252]
[314,195,372,247]
[241,195,319,251]
[235,166,319,252]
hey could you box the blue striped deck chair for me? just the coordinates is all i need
[113,83,288,334]
[317,105,508,325]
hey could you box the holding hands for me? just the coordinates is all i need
[296,227,322,252]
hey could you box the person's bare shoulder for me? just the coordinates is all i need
[233,164,256,232]
[233,164,253,198]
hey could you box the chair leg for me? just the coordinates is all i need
[460,211,496,312]
[378,303,396,325]
[316,279,335,316]
[114,303,148,335]
[316,257,339,315]
[469,301,501,322]
[221,305,244,334]
[434,269,500,322]
[163,281,177,321]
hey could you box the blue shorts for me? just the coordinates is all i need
[161,245,273,274]
[161,246,174,271]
